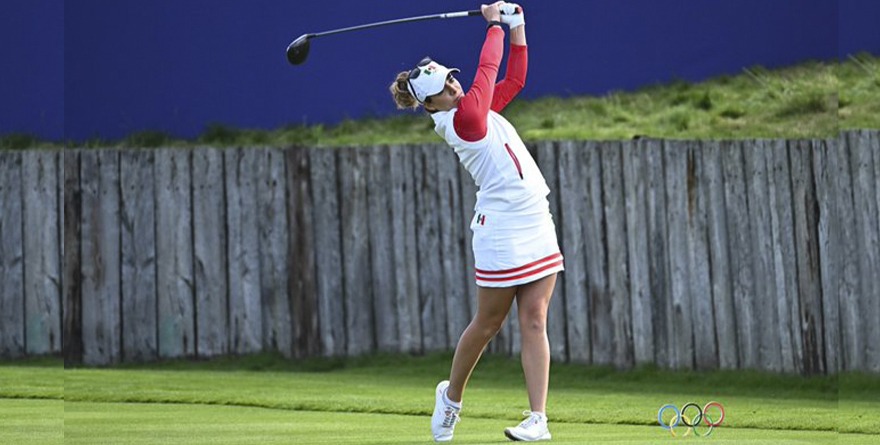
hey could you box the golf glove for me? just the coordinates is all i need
[500,3,524,29]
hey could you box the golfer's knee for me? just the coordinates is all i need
[519,310,547,334]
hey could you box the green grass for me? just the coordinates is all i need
[3,55,876,150]
[0,399,62,445]
[2,353,879,443]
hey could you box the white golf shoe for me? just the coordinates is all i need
[431,381,461,442]
[504,411,551,441]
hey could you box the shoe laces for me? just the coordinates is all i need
[518,411,543,429]
[441,406,461,428]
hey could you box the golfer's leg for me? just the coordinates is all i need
[446,286,517,403]
[515,273,557,413]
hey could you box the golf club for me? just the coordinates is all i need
[286,10,482,65]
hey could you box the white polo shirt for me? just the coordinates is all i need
[432,108,550,215]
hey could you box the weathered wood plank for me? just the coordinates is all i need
[582,142,610,365]
[22,150,62,355]
[813,139,841,373]
[389,145,422,353]
[154,148,195,358]
[415,145,447,351]
[703,141,737,369]
[0,150,25,357]
[558,140,590,363]
[848,131,880,373]
[536,141,568,362]
[767,139,801,373]
[339,147,374,356]
[437,147,470,350]
[119,149,158,362]
[309,147,346,356]
[622,140,653,366]
[818,137,851,372]
[688,142,717,370]
[644,139,671,368]
[744,140,781,372]
[257,148,291,356]
[873,131,880,275]
[285,146,319,358]
[868,130,880,372]
[192,147,228,356]
[80,149,122,365]
[602,141,633,369]
[225,148,262,354]
[664,141,695,369]
[366,146,398,352]
[622,141,652,366]
[721,140,758,369]
[63,150,84,364]
[789,140,825,374]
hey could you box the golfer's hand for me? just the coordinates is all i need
[481,2,503,23]
[500,3,524,29]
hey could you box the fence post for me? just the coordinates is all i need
[367,146,399,353]
[310,147,346,356]
[848,131,880,373]
[63,150,84,364]
[286,146,320,358]
[192,147,229,357]
[602,141,634,369]
[80,149,122,365]
[119,149,158,362]
[0,150,24,358]
[558,140,590,363]
[790,140,825,375]
[257,148,291,356]
[155,148,195,358]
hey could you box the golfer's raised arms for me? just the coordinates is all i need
[454,26,504,142]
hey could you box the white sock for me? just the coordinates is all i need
[443,388,461,409]
[531,411,546,420]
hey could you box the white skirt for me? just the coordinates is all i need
[470,210,564,288]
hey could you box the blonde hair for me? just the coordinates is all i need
[390,71,419,110]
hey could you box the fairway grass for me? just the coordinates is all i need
[2,353,879,444]
[0,399,62,445]
[63,401,848,445]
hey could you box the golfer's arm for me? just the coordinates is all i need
[454,26,504,142]
[509,24,526,46]
[490,28,527,112]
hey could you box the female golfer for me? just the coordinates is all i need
[389,2,562,442]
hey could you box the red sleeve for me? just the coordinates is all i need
[490,44,527,112]
[453,26,504,142]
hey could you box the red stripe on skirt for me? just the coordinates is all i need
[476,260,564,282]
[475,252,562,275]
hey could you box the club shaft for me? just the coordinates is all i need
[311,10,481,38]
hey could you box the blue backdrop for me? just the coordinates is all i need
[1,0,878,142]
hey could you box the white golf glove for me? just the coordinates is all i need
[499,3,524,29]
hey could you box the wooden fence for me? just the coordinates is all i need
[0,132,878,374]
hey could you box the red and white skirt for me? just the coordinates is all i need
[470,210,564,288]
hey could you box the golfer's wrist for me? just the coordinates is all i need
[487,20,503,29]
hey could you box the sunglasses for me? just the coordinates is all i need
[408,57,433,81]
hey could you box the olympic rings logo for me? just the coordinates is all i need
[657,401,725,437]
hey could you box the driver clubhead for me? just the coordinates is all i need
[286,34,311,65]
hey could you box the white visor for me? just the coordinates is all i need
[406,58,459,103]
